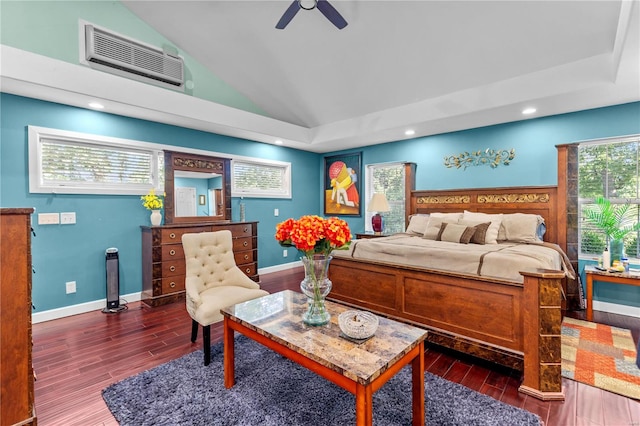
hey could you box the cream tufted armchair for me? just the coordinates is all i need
[182,230,268,365]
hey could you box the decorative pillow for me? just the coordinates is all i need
[461,211,503,244]
[405,214,430,235]
[500,213,545,243]
[423,213,463,240]
[458,219,491,245]
[436,222,477,244]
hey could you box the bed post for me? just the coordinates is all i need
[403,162,416,229]
[518,269,565,401]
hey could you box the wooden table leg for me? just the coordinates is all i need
[411,341,425,426]
[223,317,235,388]
[586,273,593,321]
[355,382,373,426]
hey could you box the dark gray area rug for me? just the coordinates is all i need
[102,335,541,425]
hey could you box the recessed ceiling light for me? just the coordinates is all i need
[88,102,104,110]
[274,139,283,145]
[522,107,537,115]
[404,129,415,136]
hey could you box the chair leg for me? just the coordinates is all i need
[203,325,211,366]
[191,319,198,343]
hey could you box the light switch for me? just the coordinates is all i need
[38,213,59,225]
[274,208,279,216]
[60,212,76,224]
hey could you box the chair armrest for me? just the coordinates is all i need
[185,276,204,309]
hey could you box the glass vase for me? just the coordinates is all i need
[300,254,333,326]
[610,239,624,263]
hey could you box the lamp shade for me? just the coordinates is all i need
[367,193,390,213]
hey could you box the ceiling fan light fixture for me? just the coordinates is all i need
[276,0,347,30]
[298,0,317,11]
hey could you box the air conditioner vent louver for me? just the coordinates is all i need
[85,24,184,87]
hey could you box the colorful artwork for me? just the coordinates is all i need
[324,152,361,216]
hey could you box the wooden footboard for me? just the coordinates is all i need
[328,256,565,401]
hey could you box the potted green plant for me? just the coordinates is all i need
[583,196,640,262]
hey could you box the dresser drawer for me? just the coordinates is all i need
[160,227,210,244]
[226,223,253,237]
[239,262,257,277]
[234,249,255,266]
[160,260,185,277]
[161,244,184,261]
[233,236,254,252]
[161,276,185,294]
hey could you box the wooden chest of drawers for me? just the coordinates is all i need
[141,221,258,307]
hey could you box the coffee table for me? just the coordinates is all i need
[221,290,428,426]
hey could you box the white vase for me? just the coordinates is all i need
[150,209,162,226]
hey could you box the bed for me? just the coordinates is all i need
[328,185,569,401]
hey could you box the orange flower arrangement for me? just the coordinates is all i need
[275,215,351,257]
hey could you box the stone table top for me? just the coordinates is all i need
[221,290,428,385]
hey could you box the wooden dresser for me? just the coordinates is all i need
[141,221,259,307]
[0,208,36,426]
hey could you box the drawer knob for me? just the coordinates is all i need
[243,241,248,247]
[244,254,249,260]
[169,232,176,239]
[170,265,176,272]
[169,249,176,256]
[246,268,251,274]
[170,281,176,288]
[243,227,248,232]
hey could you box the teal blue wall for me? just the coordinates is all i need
[2,93,640,313]
[0,93,319,313]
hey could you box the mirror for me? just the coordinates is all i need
[164,150,231,224]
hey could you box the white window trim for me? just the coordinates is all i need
[231,158,292,199]
[28,125,165,195]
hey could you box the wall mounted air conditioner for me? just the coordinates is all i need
[83,23,184,89]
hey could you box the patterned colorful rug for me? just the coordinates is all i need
[562,317,640,399]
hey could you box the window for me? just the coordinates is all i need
[365,162,406,234]
[231,159,291,198]
[29,126,163,195]
[579,135,640,259]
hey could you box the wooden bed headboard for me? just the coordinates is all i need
[409,186,559,244]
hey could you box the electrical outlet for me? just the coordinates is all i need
[65,281,76,294]
[38,212,59,225]
[60,212,76,224]
[283,249,288,258]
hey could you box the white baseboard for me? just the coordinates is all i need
[592,300,640,318]
[32,262,303,324]
[32,292,142,324]
[257,260,302,275]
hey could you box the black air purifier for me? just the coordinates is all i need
[103,247,122,313]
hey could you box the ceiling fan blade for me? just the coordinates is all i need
[276,1,301,29]
[316,0,348,29]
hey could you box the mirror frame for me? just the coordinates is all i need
[164,150,231,224]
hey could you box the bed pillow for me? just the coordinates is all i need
[405,214,430,235]
[500,213,545,243]
[423,213,463,240]
[458,220,491,245]
[436,223,477,244]
[461,211,503,244]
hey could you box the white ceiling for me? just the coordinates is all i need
[2,1,639,153]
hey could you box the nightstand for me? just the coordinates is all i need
[355,233,389,239]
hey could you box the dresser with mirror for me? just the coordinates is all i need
[141,150,259,307]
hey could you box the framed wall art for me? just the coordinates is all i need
[324,152,362,216]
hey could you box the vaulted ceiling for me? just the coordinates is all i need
[3,1,639,153]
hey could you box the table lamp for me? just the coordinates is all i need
[367,193,390,234]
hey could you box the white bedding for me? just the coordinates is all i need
[334,234,573,283]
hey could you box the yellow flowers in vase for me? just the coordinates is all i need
[141,189,164,210]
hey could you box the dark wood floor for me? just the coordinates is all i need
[32,267,640,426]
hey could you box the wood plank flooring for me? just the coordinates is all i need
[32,267,640,425]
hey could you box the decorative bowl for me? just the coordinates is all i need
[338,310,379,340]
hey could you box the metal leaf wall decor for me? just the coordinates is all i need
[444,148,516,170]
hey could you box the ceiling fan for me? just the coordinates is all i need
[276,0,348,30]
